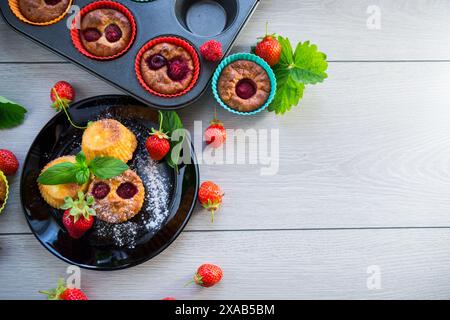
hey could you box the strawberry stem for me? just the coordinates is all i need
[53,88,86,130]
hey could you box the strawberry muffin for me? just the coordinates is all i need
[140,42,195,95]
[80,8,133,58]
[18,0,71,23]
[217,60,271,113]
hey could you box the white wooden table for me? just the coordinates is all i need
[1,0,450,299]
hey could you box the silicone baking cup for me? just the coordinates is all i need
[135,36,200,98]
[0,171,9,214]
[70,1,136,60]
[8,0,73,26]
[212,53,277,116]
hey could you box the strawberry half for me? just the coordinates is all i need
[198,181,224,223]
[61,191,96,239]
[40,278,88,300]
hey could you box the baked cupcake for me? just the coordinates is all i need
[0,172,8,212]
[88,169,145,224]
[79,8,133,58]
[38,156,90,209]
[136,37,200,97]
[217,60,271,113]
[81,119,137,163]
[17,0,71,24]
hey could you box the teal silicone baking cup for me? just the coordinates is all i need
[212,53,277,116]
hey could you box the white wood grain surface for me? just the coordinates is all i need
[1,0,450,300]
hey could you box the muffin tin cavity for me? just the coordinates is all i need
[175,0,238,37]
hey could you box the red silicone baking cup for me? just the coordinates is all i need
[135,36,200,98]
[70,1,136,60]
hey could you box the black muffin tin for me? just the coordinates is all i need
[0,0,260,109]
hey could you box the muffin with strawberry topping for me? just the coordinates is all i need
[87,169,145,224]
[79,8,133,58]
[18,0,71,23]
[139,41,196,96]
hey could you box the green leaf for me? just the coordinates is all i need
[293,41,328,84]
[37,162,78,185]
[268,37,328,114]
[166,129,187,171]
[75,168,90,185]
[161,111,183,134]
[0,96,27,129]
[88,157,128,179]
[75,151,87,165]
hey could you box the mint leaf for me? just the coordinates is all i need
[37,162,78,185]
[88,157,128,179]
[0,96,27,129]
[76,151,87,165]
[75,168,90,185]
[161,111,183,134]
[293,41,328,84]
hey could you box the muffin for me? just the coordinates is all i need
[81,119,137,163]
[88,169,145,224]
[140,42,195,95]
[18,0,71,23]
[80,8,133,58]
[217,60,271,113]
[38,156,90,209]
[0,174,7,209]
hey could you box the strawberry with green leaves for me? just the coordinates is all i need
[198,181,224,223]
[50,81,86,129]
[146,111,171,161]
[61,191,96,239]
[40,278,88,300]
[193,264,223,288]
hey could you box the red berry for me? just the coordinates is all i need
[200,40,223,62]
[0,149,19,176]
[146,132,170,161]
[198,181,223,222]
[204,120,226,149]
[104,24,122,43]
[50,81,75,103]
[162,297,176,300]
[194,264,223,287]
[40,278,88,300]
[61,192,96,239]
[60,288,88,301]
[255,35,281,67]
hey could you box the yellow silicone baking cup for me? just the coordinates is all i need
[8,0,73,26]
[0,171,9,214]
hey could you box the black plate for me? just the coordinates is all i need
[0,0,260,109]
[20,95,199,270]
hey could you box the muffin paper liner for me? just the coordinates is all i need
[212,53,277,116]
[70,1,136,60]
[8,0,73,26]
[0,171,9,214]
[135,36,200,98]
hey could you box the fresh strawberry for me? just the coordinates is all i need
[50,81,75,111]
[200,40,223,62]
[255,24,281,66]
[0,149,19,176]
[198,181,224,222]
[146,132,170,161]
[40,278,88,300]
[204,119,226,149]
[162,297,176,300]
[193,264,223,287]
[61,191,96,239]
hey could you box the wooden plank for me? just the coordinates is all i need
[0,229,450,299]
[1,0,450,62]
[1,62,450,233]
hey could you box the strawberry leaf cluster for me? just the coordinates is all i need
[269,37,328,114]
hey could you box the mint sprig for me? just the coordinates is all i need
[160,111,186,171]
[0,96,27,129]
[38,151,128,186]
[268,37,328,114]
